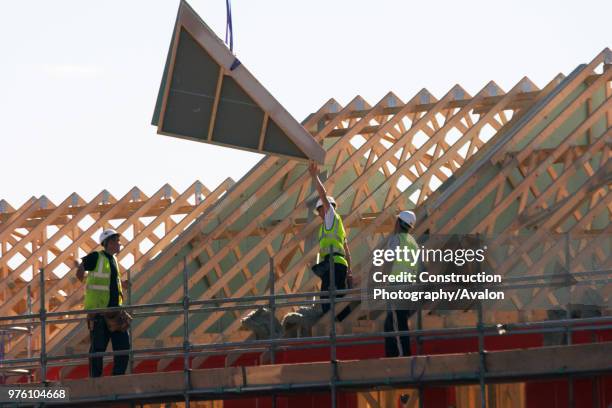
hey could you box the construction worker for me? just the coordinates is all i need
[75,229,130,377]
[383,211,418,357]
[308,161,352,321]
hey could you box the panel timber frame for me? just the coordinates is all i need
[152,0,326,164]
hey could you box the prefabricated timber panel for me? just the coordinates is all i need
[152,1,326,164]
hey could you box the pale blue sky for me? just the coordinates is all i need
[1,0,610,208]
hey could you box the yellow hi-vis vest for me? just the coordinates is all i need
[84,251,123,310]
[391,233,418,277]
[318,211,348,267]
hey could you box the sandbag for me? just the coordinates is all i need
[241,307,281,339]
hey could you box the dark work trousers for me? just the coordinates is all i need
[89,314,130,377]
[320,262,351,321]
[384,309,414,357]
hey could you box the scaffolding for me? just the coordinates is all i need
[0,249,610,407]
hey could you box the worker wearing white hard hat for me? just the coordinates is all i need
[397,210,416,230]
[308,161,352,321]
[382,211,419,357]
[99,228,120,245]
[314,196,336,213]
[75,228,130,377]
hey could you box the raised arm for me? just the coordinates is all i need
[308,161,331,213]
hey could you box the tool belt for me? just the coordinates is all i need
[104,310,132,332]
[311,252,345,278]
[87,310,132,333]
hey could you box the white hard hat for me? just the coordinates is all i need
[315,196,336,212]
[398,211,416,228]
[99,229,120,245]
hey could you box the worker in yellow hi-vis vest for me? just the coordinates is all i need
[308,161,352,321]
[76,229,130,377]
[383,211,418,357]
